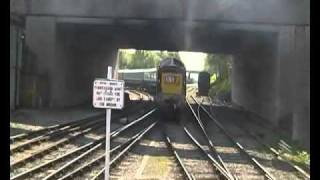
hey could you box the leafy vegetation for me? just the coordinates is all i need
[209,78,231,97]
[281,150,310,166]
[118,50,180,69]
[276,140,310,166]
[257,136,310,167]
[204,54,232,101]
[118,49,234,102]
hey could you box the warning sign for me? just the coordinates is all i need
[93,79,125,109]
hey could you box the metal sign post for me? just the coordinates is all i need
[92,66,124,180]
[105,66,112,180]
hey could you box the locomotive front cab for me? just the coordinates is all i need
[156,58,186,121]
[156,58,186,100]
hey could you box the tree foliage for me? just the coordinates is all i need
[118,50,180,69]
[205,54,233,101]
[204,54,232,81]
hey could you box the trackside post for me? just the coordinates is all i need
[105,66,112,180]
[92,66,125,180]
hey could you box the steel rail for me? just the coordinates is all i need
[10,121,104,169]
[10,107,156,171]
[10,113,105,143]
[61,121,157,180]
[277,141,310,171]
[126,89,141,96]
[43,143,104,180]
[91,168,105,180]
[110,108,156,137]
[10,118,103,154]
[164,134,195,180]
[10,108,156,180]
[109,121,157,168]
[136,90,153,101]
[41,109,156,180]
[42,124,145,180]
[10,138,104,180]
[183,127,234,180]
[10,101,140,143]
[58,127,148,180]
[191,96,276,180]
[186,99,236,180]
[10,103,147,153]
[208,93,300,160]
[278,140,293,153]
[127,90,144,100]
[232,120,310,179]
[208,96,310,177]
[88,139,141,180]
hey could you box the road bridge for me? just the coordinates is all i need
[10,0,309,149]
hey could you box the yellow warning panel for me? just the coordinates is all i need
[161,73,182,95]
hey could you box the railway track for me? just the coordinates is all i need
[10,96,307,179]
[10,119,105,170]
[10,102,157,180]
[10,113,105,144]
[191,95,308,180]
[164,134,195,180]
[208,96,309,174]
[126,89,154,101]
[233,120,310,179]
[204,97,310,179]
[186,99,236,180]
[185,96,275,180]
[11,107,156,179]
[42,120,158,180]
[161,118,231,179]
[10,118,104,154]
[89,122,158,180]
[10,103,145,169]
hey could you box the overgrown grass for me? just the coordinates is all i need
[277,140,310,167]
[257,136,310,167]
[210,73,217,84]
[281,150,310,167]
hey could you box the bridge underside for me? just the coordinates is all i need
[19,16,309,149]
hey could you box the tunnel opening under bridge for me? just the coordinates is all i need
[51,22,280,127]
[20,19,309,149]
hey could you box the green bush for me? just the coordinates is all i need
[209,77,231,99]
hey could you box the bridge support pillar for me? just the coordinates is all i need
[24,16,57,108]
[25,18,119,107]
[277,26,309,150]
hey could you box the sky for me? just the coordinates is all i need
[120,49,207,71]
[178,51,206,71]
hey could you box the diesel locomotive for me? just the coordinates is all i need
[155,58,187,120]
[155,57,211,121]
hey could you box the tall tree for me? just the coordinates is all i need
[205,54,232,81]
